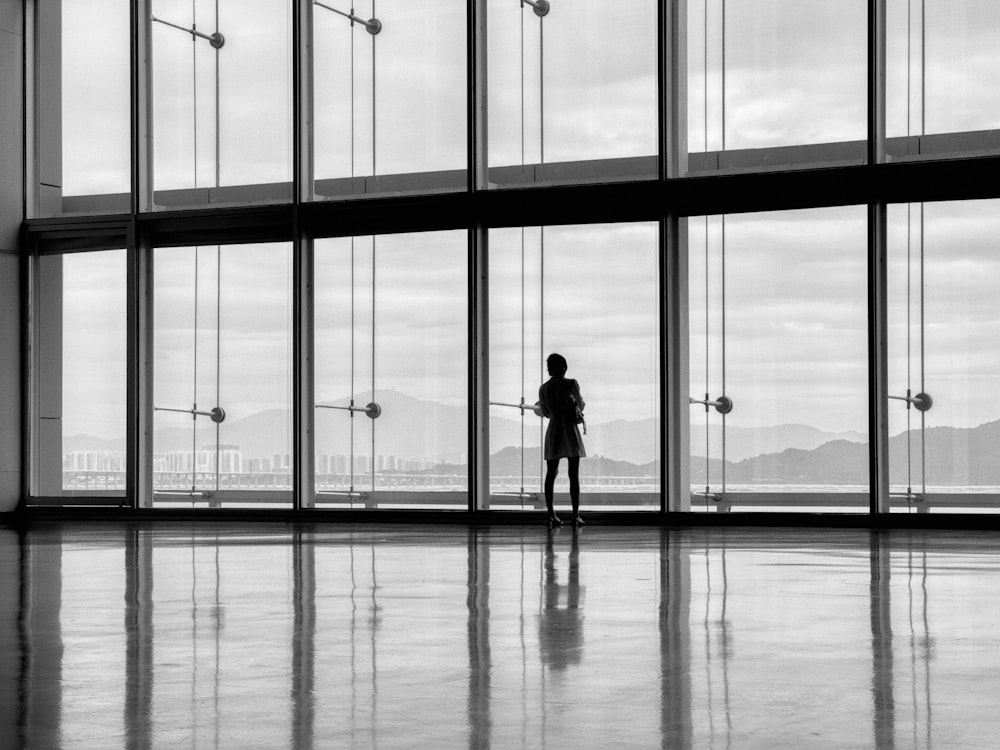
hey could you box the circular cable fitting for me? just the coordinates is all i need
[366,18,382,35]
[913,392,933,412]
[364,402,382,419]
[209,32,225,49]
[714,396,733,415]
[532,0,550,17]
[209,407,226,423]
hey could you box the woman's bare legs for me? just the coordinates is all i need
[567,456,583,525]
[544,459,562,524]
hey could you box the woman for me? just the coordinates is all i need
[536,353,586,526]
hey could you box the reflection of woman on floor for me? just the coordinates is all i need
[535,353,586,526]
[538,529,584,671]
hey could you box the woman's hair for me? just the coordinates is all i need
[546,353,568,373]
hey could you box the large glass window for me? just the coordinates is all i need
[314,231,468,508]
[34,250,127,498]
[488,223,660,511]
[487,0,658,187]
[687,0,867,172]
[151,0,291,208]
[688,207,869,511]
[42,0,131,216]
[152,242,293,506]
[311,1,466,198]
[888,0,1000,160]
[888,200,1000,511]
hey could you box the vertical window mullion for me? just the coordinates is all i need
[661,0,688,513]
[869,0,889,514]
[468,0,489,512]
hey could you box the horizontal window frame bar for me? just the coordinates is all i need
[25,154,1000,249]
[26,491,1000,513]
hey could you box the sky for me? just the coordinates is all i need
[53,1,1000,476]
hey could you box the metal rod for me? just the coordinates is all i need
[490,400,540,413]
[316,401,382,419]
[521,0,550,17]
[313,1,382,34]
[689,395,733,414]
[888,391,932,411]
[154,405,227,422]
[151,16,225,48]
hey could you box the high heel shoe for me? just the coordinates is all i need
[547,514,563,527]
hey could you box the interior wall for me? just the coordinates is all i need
[0,0,24,511]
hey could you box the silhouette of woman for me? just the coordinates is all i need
[535,353,586,526]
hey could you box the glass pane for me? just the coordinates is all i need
[489,223,660,512]
[888,200,1000,511]
[687,0,867,173]
[487,0,657,187]
[151,0,291,208]
[35,250,127,498]
[312,0,466,198]
[887,0,1000,159]
[689,207,869,511]
[46,0,131,216]
[314,231,468,508]
[153,243,292,506]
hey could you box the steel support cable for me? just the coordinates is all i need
[350,20,356,496]
[906,2,914,502]
[371,237,377,495]
[152,0,228,498]
[915,4,929,502]
[703,0,710,502]
[538,10,546,501]
[900,3,929,505]
[215,246,221,494]
[720,0,727,499]
[193,246,199,493]
[907,204,913,500]
[351,32,357,497]
[350,237,356,494]
[721,217,727,498]
[192,0,199,494]
[371,4,378,495]
[704,218,710,501]
[540,228,546,500]
[919,204,927,496]
[214,0,221,189]
[520,227,526,504]
[520,6,525,503]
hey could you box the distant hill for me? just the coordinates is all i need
[487,445,656,478]
[61,392,1000,486]
[691,419,1000,486]
[587,418,865,464]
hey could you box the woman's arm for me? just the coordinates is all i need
[536,387,552,418]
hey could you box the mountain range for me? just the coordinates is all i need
[62,391,1000,485]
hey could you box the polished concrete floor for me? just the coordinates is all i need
[2,522,1000,748]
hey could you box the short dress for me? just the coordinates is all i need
[538,377,586,460]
